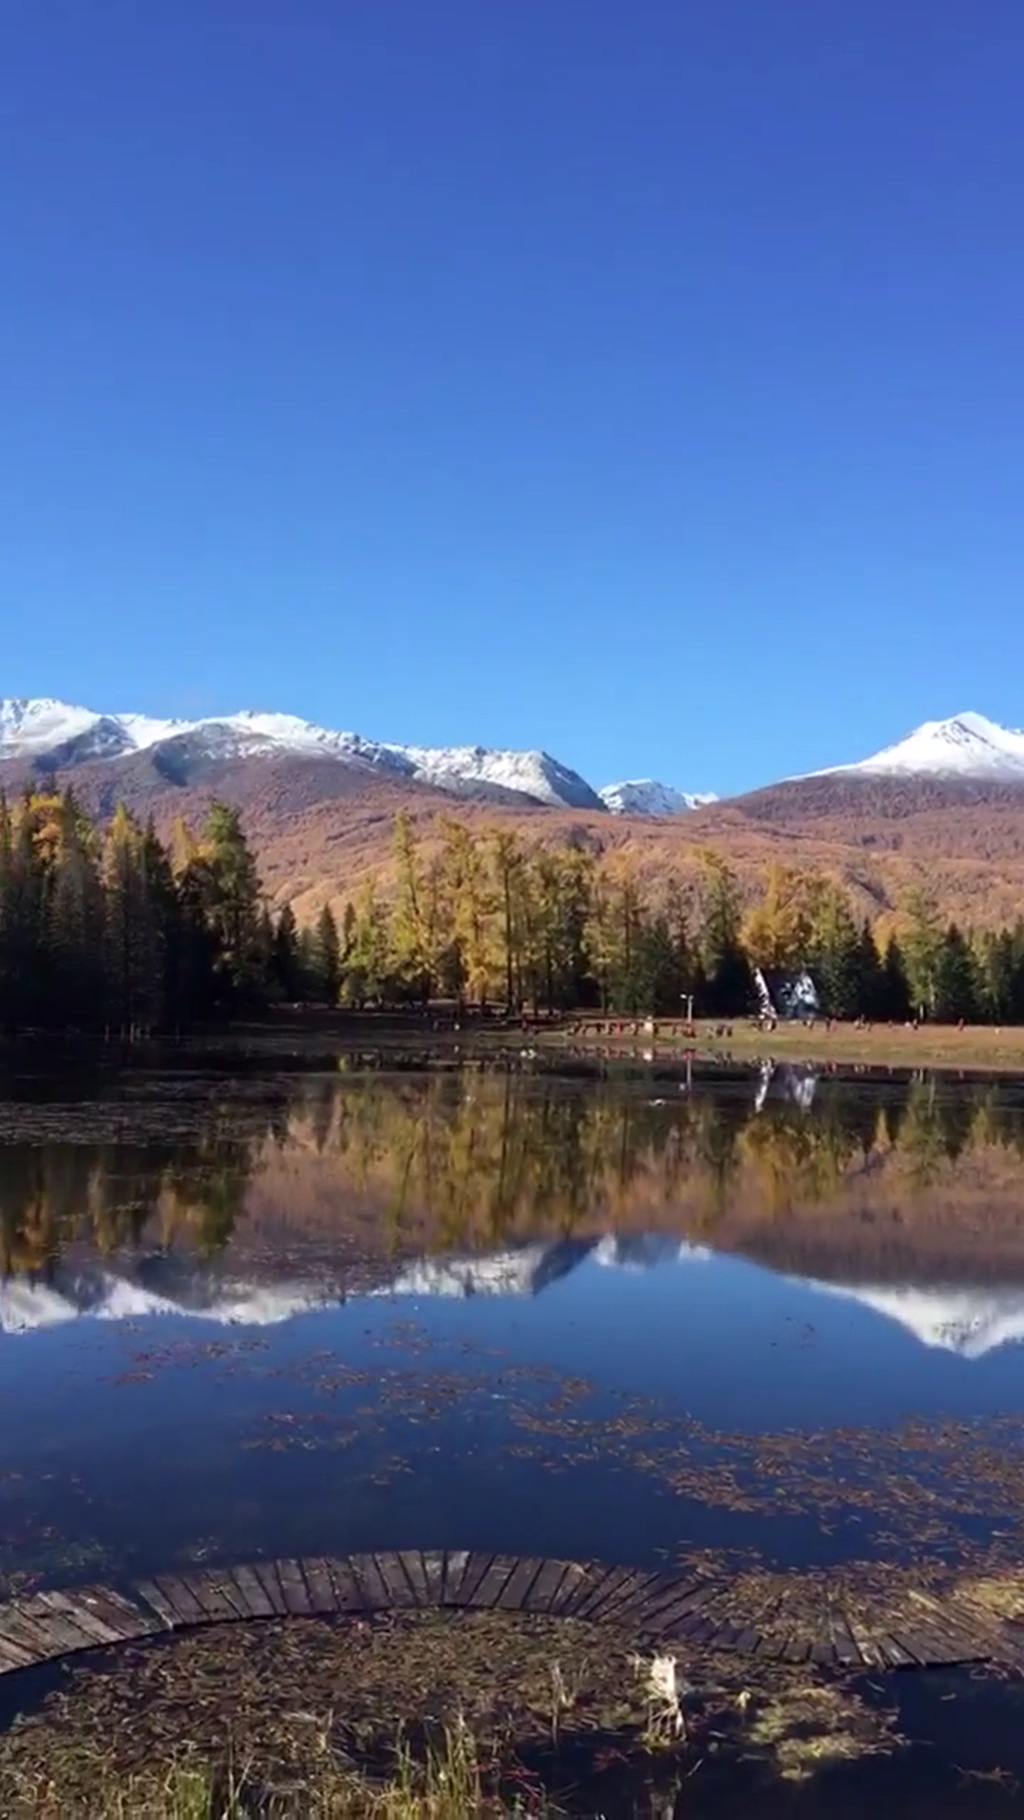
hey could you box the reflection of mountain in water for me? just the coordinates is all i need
[4,1236,1024,1362]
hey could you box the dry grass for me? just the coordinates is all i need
[552,1016,1024,1074]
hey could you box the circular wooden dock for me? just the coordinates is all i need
[1,1551,1022,1679]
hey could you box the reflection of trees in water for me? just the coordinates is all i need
[0,1135,259,1274]
[4,1069,1024,1271]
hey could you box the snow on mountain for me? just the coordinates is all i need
[599,780,718,816]
[6,1240,1024,1359]
[803,1277,1024,1360]
[812,712,1024,783]
[0,698,603,810]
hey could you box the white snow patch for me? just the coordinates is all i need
[806,712,1024,783]
[599,780,718,816]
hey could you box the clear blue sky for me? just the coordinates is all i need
[3,1,1023,796]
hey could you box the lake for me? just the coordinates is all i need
[5,1049,1024,1808]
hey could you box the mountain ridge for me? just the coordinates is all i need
[0,696,714,816]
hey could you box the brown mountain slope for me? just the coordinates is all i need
[9,752,1024,928]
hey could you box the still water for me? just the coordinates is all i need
[5,1052,1024,1807]
[3,1054,1024,1586]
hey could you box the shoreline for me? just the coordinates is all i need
[4,1011,1024,1079]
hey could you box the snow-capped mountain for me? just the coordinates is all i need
[812,712,1024,784]
[6,1239,1024,1360]
[599,780,718,816]
[0,698,604,811]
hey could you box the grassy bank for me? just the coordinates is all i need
[544,1017,1024,1076]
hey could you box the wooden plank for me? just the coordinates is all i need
[545,1562,591,1615]
[754,1629,791,1662]
[349,1555,390,1609]
[844,1612,886,1671]
[276,1559,314,1616]
[0,1613,48,1666]
[441,1551,469,1604]
[876,1633,916,1669]
[444,1552,495,1609]
[300,1558,339,1616]
[134,1580,181,1628]
[569,1565,639,1622]
[79,1586,157,1635]
[828,1608,860,1670]
[707,1621,743,1652]
[593,1570,665,1629]
[203,1570,256,1623]
[182,1571,241,1625]
[0,1632,36,1673]
[641,1583,720,1639]
[251,1561,289,1617]
[994,1623,1024,1670]
[149,1574,208,1627]
[465,1555,518,1610]
[33,1590,129,1648]
[889,1627,944,1668]
[559,1562,618,1618]
[324,1557,370,1615]
[229,1564,277,1620]
[524,1559,574,1614]
[373,1552,418,1608]
[0,1606,63,1659]
[906,1593,992,1662]
[419,1551,446,1605]
[396,1551,433,1606]
[890,1607,977,1666]
[679,1612,722,1646]
[495,1557,545,1613]
[574,1567,656,1625]
[12,1597,98,1656]
[781,1634,810,1665]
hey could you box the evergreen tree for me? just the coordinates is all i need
[695,851,751,1015]
[932,923,979,1023]
[808,883,861,1018]
[315,904,341,1005]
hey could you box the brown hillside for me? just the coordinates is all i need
[9,752,1024,929]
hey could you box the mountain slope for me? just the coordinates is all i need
[809,712,1024,783]
[0,697,605,811]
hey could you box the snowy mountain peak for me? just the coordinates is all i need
[0,698,606,811]
[599,780,718,817]
[815,712,1024,783]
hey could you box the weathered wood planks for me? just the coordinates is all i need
[1,1552,1023,1679]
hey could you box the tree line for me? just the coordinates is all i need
[0,788,341,1032]
[4,791,1024,1031]
[340,815,1024,1025]
[6,1067,1024,1276]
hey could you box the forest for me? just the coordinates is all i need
[3,791,1024,1031]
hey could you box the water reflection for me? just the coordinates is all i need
[4,1061,1024,1298]
[2,1061,1024,1600]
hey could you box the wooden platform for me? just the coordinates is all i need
[2,1553,1023,1680]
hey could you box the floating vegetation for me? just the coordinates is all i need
[0,1609,913,1815]
[739,1681,902,1783]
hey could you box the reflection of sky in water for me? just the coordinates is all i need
[5,1059,1024,1585]
[5,1233,1024,1581]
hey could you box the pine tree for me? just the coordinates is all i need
[315,904,341,1005]
[272,904,301,999]
[932,923,979,1023]
[808,882,861,1018]
[695,851,750,1015]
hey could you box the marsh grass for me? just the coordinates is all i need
[0,1717,560,1818]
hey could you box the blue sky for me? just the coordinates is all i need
[3,1,1023,797]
